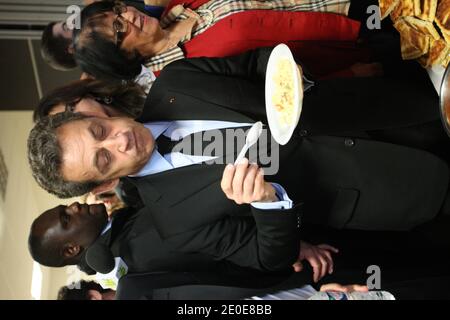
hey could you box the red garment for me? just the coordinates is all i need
[159,1,370,78]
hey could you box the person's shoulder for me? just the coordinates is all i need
[160,57,200,74]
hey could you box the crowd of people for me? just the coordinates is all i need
[26,0,450,300]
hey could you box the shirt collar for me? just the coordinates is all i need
[145,122,170,140]
[130,122,173,177]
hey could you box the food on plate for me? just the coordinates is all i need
[403,16,440,39]
[272,58,296,126]
[379,0,400,20]
[436,0,450,42]
[415,0,438,21]
[380,0,450,67]
[390,0,415,21]
[419,38,450,66]
[395,18,431,59]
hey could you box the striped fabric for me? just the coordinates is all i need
[145,0,351,72]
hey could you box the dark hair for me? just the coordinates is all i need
[33,78,145,122]
[28,216,65,267]
[27,112,102,198]
[41,22,77,71]
[57,280,108,300]
[74,1,143,81]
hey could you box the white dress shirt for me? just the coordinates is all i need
[131,120,293,210]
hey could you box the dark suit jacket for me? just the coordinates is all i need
[116,270,314,300]
[81,205,297,291]
[121,47,449,273]
[115,225,450,300]
[116,268,450,300]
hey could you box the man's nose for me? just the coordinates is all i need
[104,132,129,153]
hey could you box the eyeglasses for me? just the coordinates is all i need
[112,1,128,47]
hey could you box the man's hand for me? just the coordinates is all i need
[183,7,201,19]
[320,283,368,293]
[221,158,277,204]
[292,241,339,283]
[166,7,199,43]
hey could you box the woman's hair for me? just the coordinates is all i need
[73,1,143,81]
[33,78,146,122]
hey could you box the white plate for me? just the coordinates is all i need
[265,44,303,145]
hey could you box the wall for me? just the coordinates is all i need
[0,111,80,300]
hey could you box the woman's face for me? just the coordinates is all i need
[92,6,164,57]
[49,97,110,117]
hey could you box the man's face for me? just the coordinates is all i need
[58,117,154,183]
[34,202,108,252]
[53,21,73,40]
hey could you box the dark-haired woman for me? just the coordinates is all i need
[74,0,369,81]
[33,78,145,122]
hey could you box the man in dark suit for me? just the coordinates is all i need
[28,47,450,275]
[28,201,450,299]
[28,202,335,290]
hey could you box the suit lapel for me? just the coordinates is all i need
[78,231,111,275]
[107,207,140,255]
[139,87,254,123]
[127,164,249,237]
[130,164,225,208]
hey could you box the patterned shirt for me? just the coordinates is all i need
[145,0,351,72]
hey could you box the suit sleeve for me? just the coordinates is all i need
[163,204,303,272]
[166,47,274,84]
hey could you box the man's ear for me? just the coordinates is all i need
[63,244,81,258]
[67,44,74,54]
[91,179,119,195]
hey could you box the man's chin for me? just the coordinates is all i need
[130,153,152,176]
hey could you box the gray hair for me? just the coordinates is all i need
[27,112,101,198]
